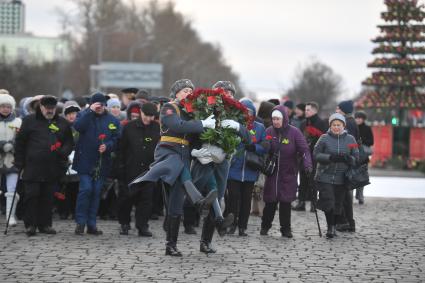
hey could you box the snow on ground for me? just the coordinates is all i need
[364,176,425,198]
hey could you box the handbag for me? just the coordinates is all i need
[345,164,370,190]
[245,151,264,171]
[262,152,278,176]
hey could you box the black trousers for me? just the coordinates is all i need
[226,180,254,230]
[56,181,79,218]
[297,170,311,201]
[261,201,291,230]
[151,182,164,216]
[24,181,55,228]
[338,189,354,224]
[117,182,153,229]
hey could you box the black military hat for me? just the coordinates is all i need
[40,95,58,108]
[121,87,139,94]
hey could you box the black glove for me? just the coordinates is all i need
[244,144,256,152]
[329,154,346,163]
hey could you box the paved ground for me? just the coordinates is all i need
[0,197,424,282]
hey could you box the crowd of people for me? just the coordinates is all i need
[0,80,374,256]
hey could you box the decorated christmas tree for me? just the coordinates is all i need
[357,0,425,125]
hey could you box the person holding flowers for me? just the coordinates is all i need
[14,95,74,236]
[72,92,120,236]
[130,79,217,257]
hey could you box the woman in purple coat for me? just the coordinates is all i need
[260,105,313,238]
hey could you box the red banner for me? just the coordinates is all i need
[410,128,425,160]
[371,125,393,165]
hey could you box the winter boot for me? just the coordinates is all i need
[211,199,234,237]
[5,192,19,227]
[182,181,216,209]
[326,225,337,238]
[165,216,182,257]
[200,214,216,254]
[280,227,293,238]
[348,219,356,232]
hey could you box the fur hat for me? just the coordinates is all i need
[0,93,16,110]
[170,79,194,98]
[212,81,236,96]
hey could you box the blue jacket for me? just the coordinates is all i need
[72,108,120,178]
[228,120,267,182]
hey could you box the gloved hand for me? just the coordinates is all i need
[244,144,256,152]
[221,119,240,131]
[3,142,14,153]
[191,148,211,158]
[201,115,216,129]
[329,154,348,163]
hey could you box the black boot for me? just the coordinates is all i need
[182,181,217,209]
[38,226,57,234]
[326,225,336,238]
[200,214,216,254]
[26,225,37,237]
[120,224,130,235]
[348,219,355,232]
[292,201,306,211]
[138,225,153,237]
[165,216,182,257]
[75,224,85,235]
[211,199,234,237]
[280,227,293,238]
[184,225,197,235]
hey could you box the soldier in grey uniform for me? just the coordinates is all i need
[190,81,251,254]
[130,79,216,257]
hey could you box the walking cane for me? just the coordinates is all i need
[4,177,20,235]
[309,177,322,237]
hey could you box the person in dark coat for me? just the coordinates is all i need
[354,111,374,204]
[226,99,267,237]
[336,100,359,232]
[294,102,327,211]
[14,95,74,236]
[130,79,217,257]
[260,105,312,238]
[73,92,121,235]
[313,113,359,238]
[117,102,160,236]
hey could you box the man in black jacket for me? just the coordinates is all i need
[117,102,160,236]
[14,96,74,236]
[294,102,327,212]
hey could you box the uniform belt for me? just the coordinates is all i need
[160,136,190,146]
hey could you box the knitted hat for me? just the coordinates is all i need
[170,79,194,98]
[90,92,107,105]
[283,100,294,109]
[141,102,158,116]
[0,93,16,110]
[337,100,354,114]
[329,112,346,126]
[240,98,256,117]
[107,98,121,109]
[212,81,236,96]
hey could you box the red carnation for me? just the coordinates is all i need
[266,135,273,141]
[98,134,107,141]
[50,141,62,152]
[54,192,66,201]
[348,143,359,149]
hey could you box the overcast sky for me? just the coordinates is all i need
[25,0,387,100]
